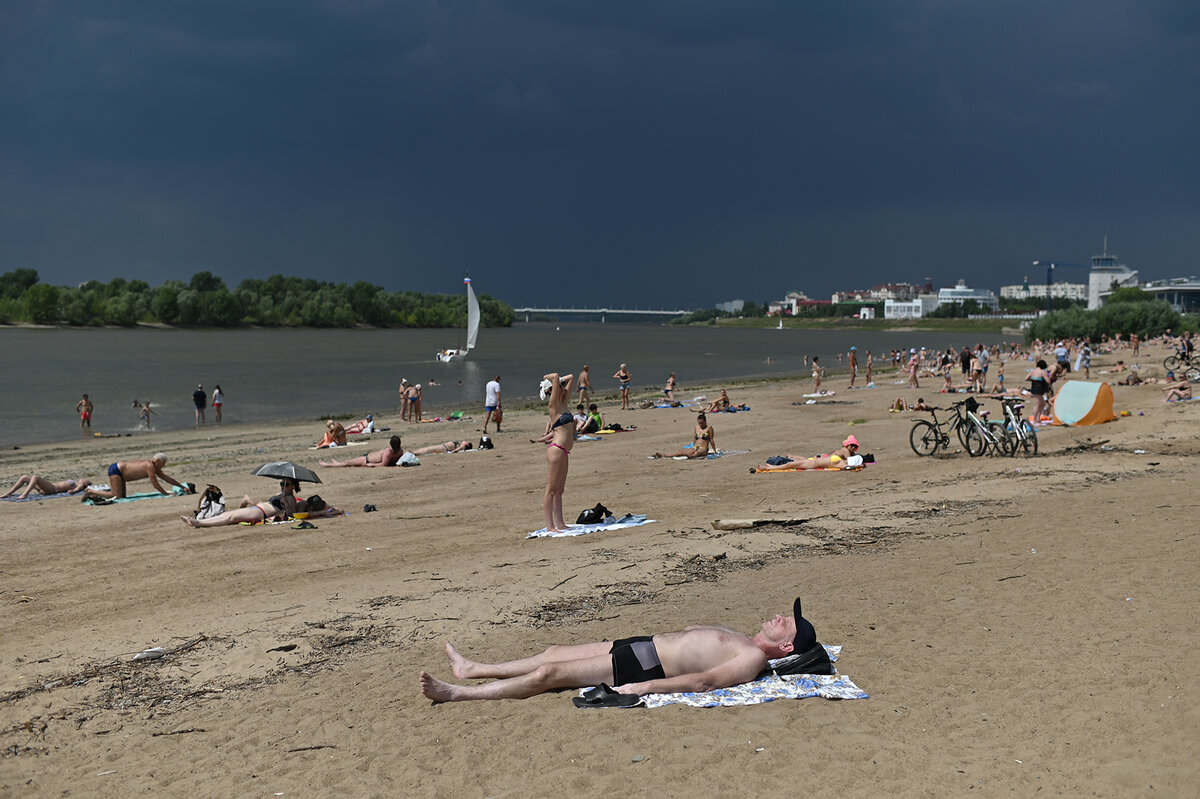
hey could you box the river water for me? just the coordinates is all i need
[0,324,1010,448]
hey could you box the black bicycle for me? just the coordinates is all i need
[1163,345,1200,376]
[909,397,997,457]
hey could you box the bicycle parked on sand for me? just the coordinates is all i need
[909,397,1004,457]
[1163,346,1200,379]
[997,397,1038,457]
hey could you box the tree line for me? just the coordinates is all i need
[1028,288,1196,341]
[0,270,515,328]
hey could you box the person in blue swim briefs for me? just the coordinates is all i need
[83,452,194,501]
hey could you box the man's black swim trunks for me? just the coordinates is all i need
[610,636,666,685]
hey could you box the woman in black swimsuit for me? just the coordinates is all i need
[542,371,575,533]
[1026,359,1053,424]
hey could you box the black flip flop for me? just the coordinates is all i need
[572,683,642,709]
[291,520,317,530]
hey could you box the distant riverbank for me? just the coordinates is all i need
[690,317,1026,335]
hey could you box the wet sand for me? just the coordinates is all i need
[2,345,1197,796]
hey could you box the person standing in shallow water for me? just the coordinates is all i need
[211,385,224,423]
[75,394,93,433]
[193,384,207,426]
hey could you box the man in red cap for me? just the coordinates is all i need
[419,599,823,703]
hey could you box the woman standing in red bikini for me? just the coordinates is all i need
[541,371,575,533]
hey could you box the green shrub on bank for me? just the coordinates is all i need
[1028,299,1193,341]
[0,270,515,329]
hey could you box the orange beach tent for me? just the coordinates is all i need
[1052,380,1117,426]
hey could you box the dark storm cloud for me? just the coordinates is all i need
[2,1,1197,307]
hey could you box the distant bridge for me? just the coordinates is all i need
[512,306,693,323]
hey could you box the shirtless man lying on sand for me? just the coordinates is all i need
[420,597,816,702]
[320,435,405,467]
[83,453,193,500]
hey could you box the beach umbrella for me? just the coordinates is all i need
[250,462,322,484]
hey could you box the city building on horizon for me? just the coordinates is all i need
[1000,279,1087,301]
[938,279,999,311]
[1143,277,1200,313]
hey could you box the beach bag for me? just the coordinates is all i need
[196,485,225,519]
[478,435,494,450]
[576,502,611,525]
[771,642,834,676]
[399,451,421,467]
[493,407,503,426]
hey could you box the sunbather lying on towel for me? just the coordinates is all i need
[420,597,820,702]
[344,415,376,434]
[320,436,405,467]
[1,474,92,499]
[411,439,472,455]
[182,490,340,527]
[750,435,863,472]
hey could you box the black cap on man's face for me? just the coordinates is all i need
[793,597,816,652]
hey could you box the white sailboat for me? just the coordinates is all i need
[436,276,480,362]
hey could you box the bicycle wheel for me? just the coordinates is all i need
[964,424,987,457]
[910,421,941,456]
[991,423,1015,456]
[1163,355,1181,370]
[954,418,972,450]
[1018,422,1038,457]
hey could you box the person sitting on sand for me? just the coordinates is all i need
[411,440,473,455]
[701,389,732,413]
[653,412,716,459]
[83,453,193,501]
[2,474,92,499]
[750,435,862,473]
[578,403,603,435]
[320,435,406,467]
[1162,380,1193,402]
[419,597,819,702]
[316,420,348,448]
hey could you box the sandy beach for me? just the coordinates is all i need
[2,345,1197,797]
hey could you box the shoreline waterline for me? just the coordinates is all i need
[1,324,1011,449]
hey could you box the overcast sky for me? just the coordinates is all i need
[3,1,1198,309]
